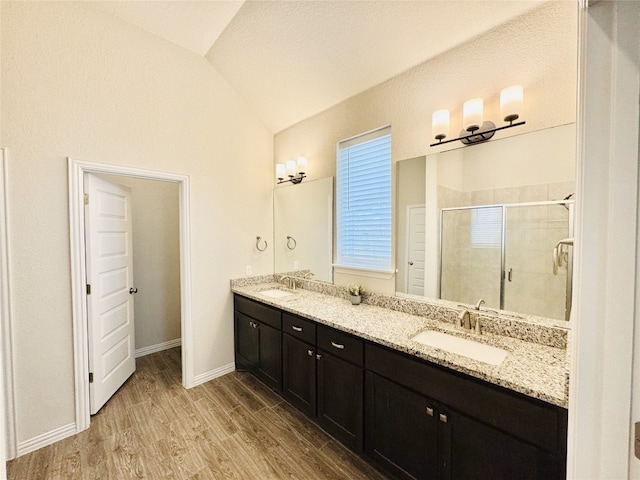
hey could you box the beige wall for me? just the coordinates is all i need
[104,175,181,351]
[1,2,273,444]
[274,1,577,293]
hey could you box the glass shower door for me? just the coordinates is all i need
[440,206,503,310]
[503,202,572,320]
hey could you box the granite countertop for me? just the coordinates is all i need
[231,281,569,408]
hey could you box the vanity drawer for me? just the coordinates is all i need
[234,295,281,329]
[283,313,316,344]
[318,325,363,366]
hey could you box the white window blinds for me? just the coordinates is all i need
[471,206,503,248]
[336,127,392,271]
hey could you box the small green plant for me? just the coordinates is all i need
[348,284,365,296]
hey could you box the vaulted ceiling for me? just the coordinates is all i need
[91,0,547,133]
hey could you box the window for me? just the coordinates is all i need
[336,126,392,271]
[471,206,503,248]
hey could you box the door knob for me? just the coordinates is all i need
[129,287,138,294]
[408,261,414,266]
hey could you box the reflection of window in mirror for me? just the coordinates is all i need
[471,206,502,248]
[336,126,392,271]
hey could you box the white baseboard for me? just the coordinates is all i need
[135,338,181,358]
[17,422,76,457]
[193,362,235,386]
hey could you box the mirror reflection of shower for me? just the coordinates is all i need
[440,200,574,321]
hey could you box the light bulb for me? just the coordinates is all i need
[286,160,296,175]
[500,85,523,123]
[432,109,450,140]
[276,163,285,180]
[463,98,483,132]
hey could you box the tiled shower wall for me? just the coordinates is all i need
[439,181,574,320]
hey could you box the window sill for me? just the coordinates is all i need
[333,265,396,280]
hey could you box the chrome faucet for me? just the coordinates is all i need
[279,275,296,290]
[475,299,485,310]
[457,309,481,334]
[457,310,471,330]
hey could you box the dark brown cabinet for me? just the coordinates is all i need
[365,372,442,479]
[282,313,364,452]
[316,334,363,452]
[234,296,282,390]
[233,294,567,479]
[282,313,317,415]
[365,343,567,480]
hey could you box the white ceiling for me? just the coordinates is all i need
[91,0,547,133]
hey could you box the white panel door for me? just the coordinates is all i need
[406,205,426,296]
[85,174,136,415]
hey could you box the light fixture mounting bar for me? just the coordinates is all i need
[277,172,306,184]
[430,120,526,147]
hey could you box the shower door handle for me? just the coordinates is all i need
[508,268,513,282]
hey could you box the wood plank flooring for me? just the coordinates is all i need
[7,347,388,479]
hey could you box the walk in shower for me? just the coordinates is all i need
[440,200,574,321]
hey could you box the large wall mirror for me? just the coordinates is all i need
[274,177,334,282]
[396,123,576,321]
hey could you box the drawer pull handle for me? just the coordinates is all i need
[439,413,448,423]
[292,326,303,332]
[426,407,434,417]
[330,341,345,350]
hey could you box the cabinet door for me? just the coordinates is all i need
[365,372,439,480]
[446,410,561,480]
[282,333,316,416]
[317,350,363,452]
[256,321,282,391]
[235,312,259,370]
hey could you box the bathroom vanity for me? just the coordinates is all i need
[232,279,568,480]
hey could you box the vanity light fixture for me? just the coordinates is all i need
[276,156,307,184]
[430,85,525,147]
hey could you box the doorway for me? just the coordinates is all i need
[68,158,194,432]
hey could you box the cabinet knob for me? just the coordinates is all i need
[307,349,314,356]
[439,413,448,423]
[316,354,322,360]
[426,407,434,417]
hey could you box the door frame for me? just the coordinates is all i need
[567,0,640,477]
[68,158,194,432]
[0,149,13,468]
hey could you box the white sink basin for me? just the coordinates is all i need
[411,330,508,366]
[259,288,294,299]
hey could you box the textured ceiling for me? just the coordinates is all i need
[92,1,245,56]
[91,0,547,133]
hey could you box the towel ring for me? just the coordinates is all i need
[286,236,297,250]
[256,236,268,252]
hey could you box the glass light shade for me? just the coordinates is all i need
[463,98,483,131]
[276,163,286,179]
[296,156,308,172]
[286,160,296,175]
[432,109,450,140]
[500,85,523,122]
